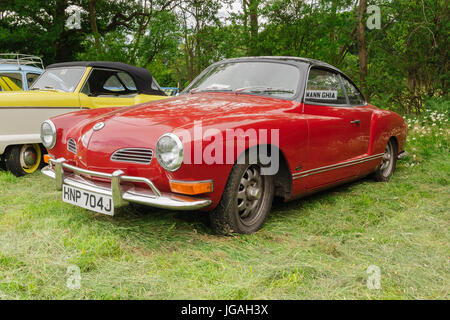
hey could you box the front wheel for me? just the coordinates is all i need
[209,163,274,235]
[373,139,397,182]
[4,144,43,177]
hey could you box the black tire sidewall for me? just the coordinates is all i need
[210,162,274,235]
[374,140,397,182]
[5,145,27,177]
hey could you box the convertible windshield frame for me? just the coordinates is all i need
[183,59,305,101]
[31,66,87,93]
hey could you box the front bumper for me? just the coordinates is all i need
[42,158,212,211]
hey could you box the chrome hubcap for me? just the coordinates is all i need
[380,142,394,176]
[21,145,38,168]
[237,165,264,223]
[247,185,262,201]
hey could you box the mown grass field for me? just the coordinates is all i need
[0,100,449,299]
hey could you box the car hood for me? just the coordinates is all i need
[80,92,299,130]
[61,92,299,169]
[0,90,77,107]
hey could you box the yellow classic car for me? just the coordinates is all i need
[0,61,168,176]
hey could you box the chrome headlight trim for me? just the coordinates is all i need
[40,120,57,149]
[155,132,184,172]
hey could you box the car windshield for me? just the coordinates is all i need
[185,61,300,99]
[31,67,86,92]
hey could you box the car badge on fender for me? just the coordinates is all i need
[93,122,105,131]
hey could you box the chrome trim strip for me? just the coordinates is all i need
[42,158,211,211]
[292,153,384,180]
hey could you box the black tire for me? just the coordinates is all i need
[373,139,397,182]
[4,144,43,177]
[209,162,275,235]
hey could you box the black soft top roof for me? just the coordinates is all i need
[46,61,166,96]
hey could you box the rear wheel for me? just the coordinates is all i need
[373,139,397,182]
[4,144,43,177]
[210,162,274,235]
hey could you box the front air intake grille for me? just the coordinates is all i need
[111,148,153,164]
[67,138,77,154]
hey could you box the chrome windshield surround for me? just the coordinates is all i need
[292,153,384,180]
[67,138,77,154]
[41,158,211,211]
[111,148,153,164]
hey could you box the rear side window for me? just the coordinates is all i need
[0,72,23,91]
[83,69,137,97]
[103,75,125,92]
[341,77,365,105]
[305,68,347,105]
[117,72,137,91]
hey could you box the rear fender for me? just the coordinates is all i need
[368,110,407,155]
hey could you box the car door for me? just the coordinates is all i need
[339,75,373,163]
[302,68,369,189]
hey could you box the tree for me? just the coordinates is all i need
[0,0,175,63]
[356,0,368,100]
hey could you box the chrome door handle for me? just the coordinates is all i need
[350,120,360,125]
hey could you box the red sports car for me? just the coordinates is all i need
[41,57,407,234]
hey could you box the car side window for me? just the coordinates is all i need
[341,76,365,105]
[305,68,347,105]
[151,78,161,91]
[82,69,137,97]
[26,73,41,88]
[0,72,23,91]
[117,72,137,91]
[103,75,125,92]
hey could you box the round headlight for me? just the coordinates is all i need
[156,133,184,172]
[40,120,57,149]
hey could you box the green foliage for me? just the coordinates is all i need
[0,0,447,112]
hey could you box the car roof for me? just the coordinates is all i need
[215,56,342,73]
[46,61,166,96]
[0,64,43,73]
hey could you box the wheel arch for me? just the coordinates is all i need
[369,110,407,155]
[236,144,292,201]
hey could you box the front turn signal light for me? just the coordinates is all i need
[170,180,213,195]
[43,154,54,164]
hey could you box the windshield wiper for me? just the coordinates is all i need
[234,86,295,95]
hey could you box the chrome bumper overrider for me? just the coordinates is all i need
[41,158,212,210]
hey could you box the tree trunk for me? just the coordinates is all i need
[54,0,71,62]
[356,0,369,101]
[89,0,102,55]
[246,0,259,56]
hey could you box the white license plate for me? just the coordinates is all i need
[62,185,114,216]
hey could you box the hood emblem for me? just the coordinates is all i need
[93,122,105,131]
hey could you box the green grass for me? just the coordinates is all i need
[0,101,449,299]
